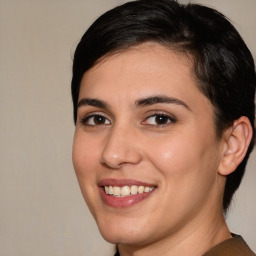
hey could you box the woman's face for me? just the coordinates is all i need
[72,44,226,246]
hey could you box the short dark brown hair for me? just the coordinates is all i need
[71,0,256,212]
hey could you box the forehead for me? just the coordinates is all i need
[80,43,197,97]
[80,44,207,107]
[79,43,215,128]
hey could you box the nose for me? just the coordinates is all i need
[100,125,142,169]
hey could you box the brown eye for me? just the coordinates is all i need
[93,116,107,125]
[155,115,170,125]
[82,115,111,126]
[143,114,176,126]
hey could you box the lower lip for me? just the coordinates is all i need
[99,187,155,208]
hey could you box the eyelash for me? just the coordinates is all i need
[142,113,177,127]
[80,114,111,126]
[79,112,176,127]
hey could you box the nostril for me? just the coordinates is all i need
[100,158,122,169]
[100,129,142,168]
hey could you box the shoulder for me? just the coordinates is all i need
[203,234,255,256]
[114,235,255,256]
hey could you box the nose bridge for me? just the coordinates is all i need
[101,121,141,169]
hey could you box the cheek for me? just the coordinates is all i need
[146,135,194,176]
[72,132,101,213]
[72,132,102,197]
[146,130,218,182]
[73,132,98,173]
[146,134,220,219]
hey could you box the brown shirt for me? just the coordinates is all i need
[203,235,255,256]
[114,235,255,256]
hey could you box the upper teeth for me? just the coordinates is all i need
[104,185,154,197]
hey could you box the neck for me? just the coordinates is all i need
[117,208,231,256]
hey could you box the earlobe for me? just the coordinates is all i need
[218,116,253,176]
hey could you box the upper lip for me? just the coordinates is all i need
[98,178,157,187]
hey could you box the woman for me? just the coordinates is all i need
[71,0,256,255]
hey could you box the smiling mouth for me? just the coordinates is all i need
[98,179,157,207]
[104,185,155,197]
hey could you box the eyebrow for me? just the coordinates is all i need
[135,95,191,111]
[77,95,191,111]
[77,98,109,109]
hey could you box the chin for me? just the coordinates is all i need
[101,232,136,245]
[101,231,149,246]
[96,217,150,245]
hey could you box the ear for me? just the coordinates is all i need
[218,116,253,176]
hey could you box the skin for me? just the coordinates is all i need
[73,43,234,256]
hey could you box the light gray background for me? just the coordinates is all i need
[0,0,255,255]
